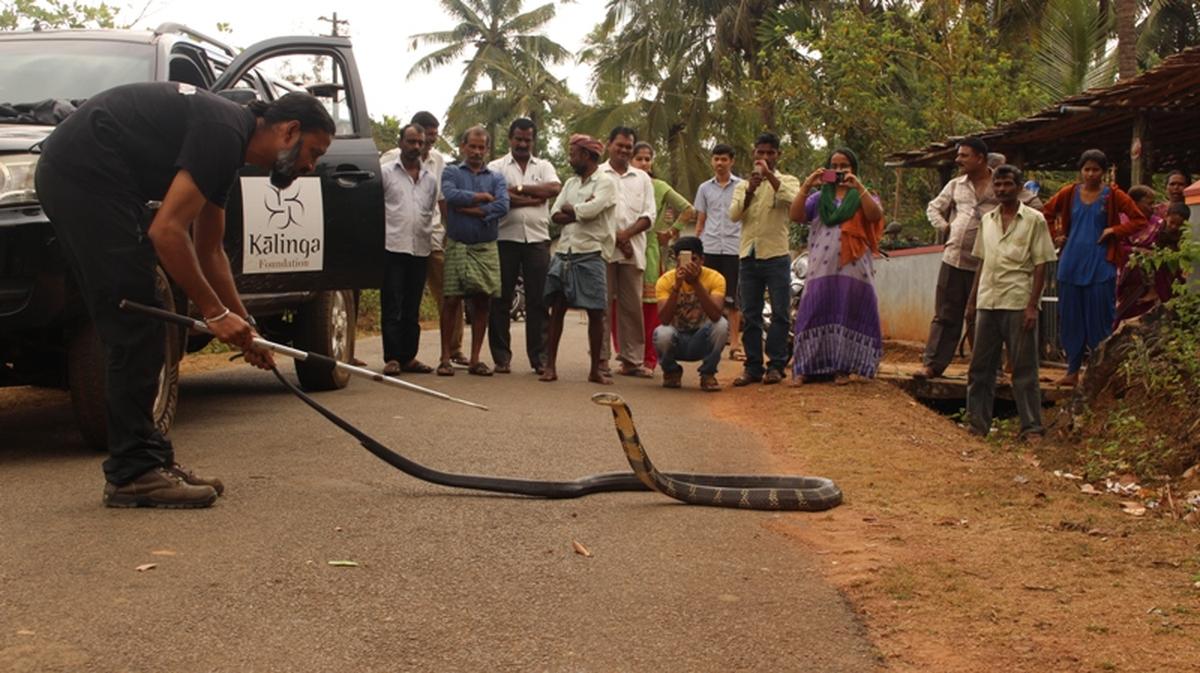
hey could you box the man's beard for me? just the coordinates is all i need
[270,139,304,189]
[571,162,588,176]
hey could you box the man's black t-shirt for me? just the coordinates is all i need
[42,81,258,207]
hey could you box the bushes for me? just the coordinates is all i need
[1065,226,1200,480]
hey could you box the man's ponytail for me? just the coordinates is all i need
[247,93,335,135]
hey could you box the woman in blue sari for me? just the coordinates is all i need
[1042,149,1146,387]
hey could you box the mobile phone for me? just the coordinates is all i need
[678,250,693,266]
[822,169,839,184]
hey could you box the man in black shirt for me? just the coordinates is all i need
[35,82,335,508]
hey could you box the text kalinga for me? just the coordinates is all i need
[248,234,322,258]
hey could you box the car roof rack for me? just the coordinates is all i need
[153,22,237,58]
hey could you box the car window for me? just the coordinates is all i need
[0,40,154,104]
[233,53,358,136]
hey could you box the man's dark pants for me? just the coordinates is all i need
[35,160,174,485]
[738,253,791,377]
[922,262,976,374]
[489,240,549,370]
[966,309,1043,437]
[382,251,429,365]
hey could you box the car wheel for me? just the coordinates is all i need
[68,268,182,451]
[293,289,355,391]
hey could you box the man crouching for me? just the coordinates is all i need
[653,237,728,392]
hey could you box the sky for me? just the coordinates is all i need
[126,0,607,124]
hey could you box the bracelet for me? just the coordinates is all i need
[204,308,231,324]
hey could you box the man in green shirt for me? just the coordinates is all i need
[728,132,800,386]
[965,164,1057,440]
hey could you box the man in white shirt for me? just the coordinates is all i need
[541,134,618,384]
[486,118,561,374]
[598,126,656,378]
[380,124,439,375]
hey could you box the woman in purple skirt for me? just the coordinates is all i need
[788,148,885,384]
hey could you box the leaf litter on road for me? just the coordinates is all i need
[135,563,157,572]
[571,540,592,558]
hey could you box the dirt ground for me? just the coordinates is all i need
[710,376,1200,673]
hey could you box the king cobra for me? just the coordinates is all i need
[274,371,842,512]
[117,300,841,511]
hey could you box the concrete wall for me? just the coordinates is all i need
[873,245,943,342]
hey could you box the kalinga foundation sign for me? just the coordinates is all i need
[241,176,325,274]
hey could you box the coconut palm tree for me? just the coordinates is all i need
[407,0,570,147]
[1034,0,1117,98]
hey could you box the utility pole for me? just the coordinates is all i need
[318,11,347,37]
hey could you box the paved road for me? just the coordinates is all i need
[1,320,878,672]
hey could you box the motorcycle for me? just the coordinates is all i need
[510,274,526,322]
[761,251,809,362]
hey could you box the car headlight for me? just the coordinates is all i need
[0,153,40,206]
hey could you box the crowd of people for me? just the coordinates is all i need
[378,112,1191,438]
[377,113,895,392]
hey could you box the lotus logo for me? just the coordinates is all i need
[263,184,306,230]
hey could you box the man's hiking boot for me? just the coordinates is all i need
[699,374,721,392]
[168,462,225,496]
[103,467,218,509]
[662,370,682,388]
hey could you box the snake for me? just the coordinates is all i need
[272,370,843,512]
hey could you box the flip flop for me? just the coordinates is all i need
[729,348,745,361]
[401,360,434,374]
[468,362,493,376]
[436,363,454,376]
[618,366,654,379]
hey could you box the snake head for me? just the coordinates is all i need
[590,392,625,407]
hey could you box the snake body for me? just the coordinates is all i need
[274,371,842,512]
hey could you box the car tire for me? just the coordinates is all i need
[293,289,355,391]
[68,268,182,451]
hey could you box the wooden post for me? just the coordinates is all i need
[892,167,902,224]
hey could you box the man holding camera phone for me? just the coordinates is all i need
[653,237,728,391]
[728,132,800,386]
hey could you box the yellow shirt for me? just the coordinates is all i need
[729,171,800,260]
[971,203,1057,311]
[655,266,726,331]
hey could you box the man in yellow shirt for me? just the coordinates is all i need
[654,237,728,391]
[965,164,1057,440]
[728,132,800,386]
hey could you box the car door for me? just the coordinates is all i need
[212,37,385,294]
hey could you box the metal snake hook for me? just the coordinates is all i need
[119,300,489,412]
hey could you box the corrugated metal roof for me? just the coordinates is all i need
[886,46,1200,171]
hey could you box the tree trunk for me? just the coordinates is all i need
[1115,0,1138,80]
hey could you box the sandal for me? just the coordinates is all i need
[436,363,454,376]
[729,347,745,361]
[468,362,493,376]
[401,360,434,374]
[618,365,654,379]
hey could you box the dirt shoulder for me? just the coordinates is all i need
[712,379,1200,673]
